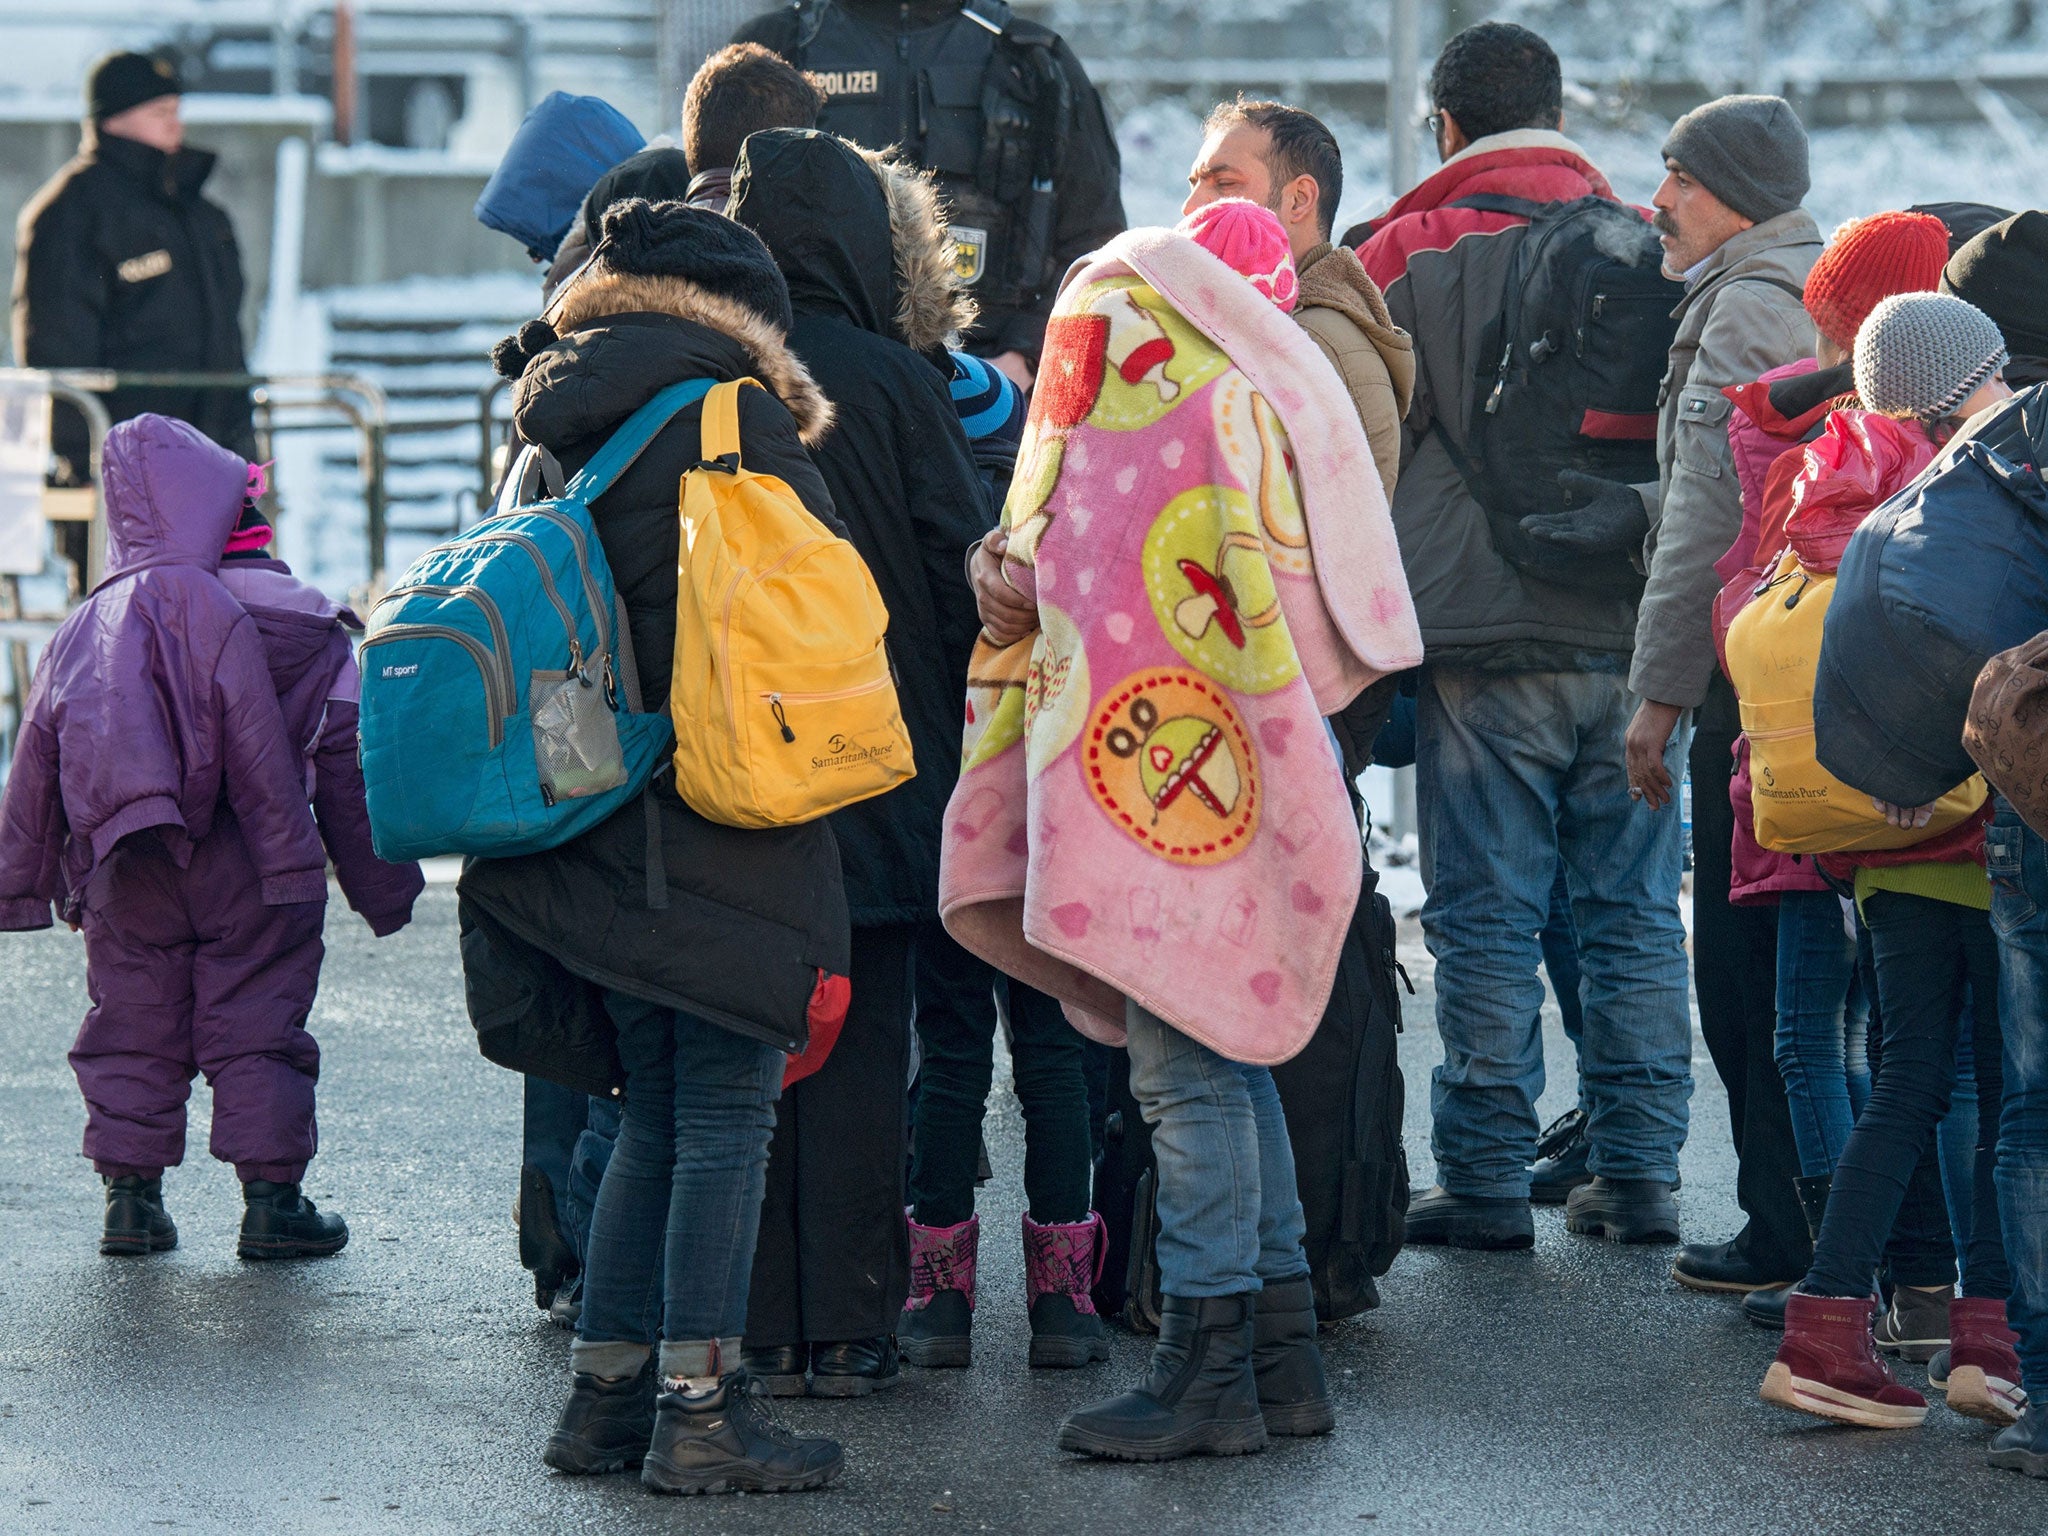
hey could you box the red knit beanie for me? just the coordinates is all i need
[1803,211,1950,351]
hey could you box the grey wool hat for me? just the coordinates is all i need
[1853,291,2009,423]
[1661,95,1810,224]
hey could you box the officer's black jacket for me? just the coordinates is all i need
[733,0,1125,364]
[12,131,256,477]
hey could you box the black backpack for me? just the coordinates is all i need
[1091,872,1411,1328]
[1437,194,1683,595]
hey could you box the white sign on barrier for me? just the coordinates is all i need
[0,376,50,576]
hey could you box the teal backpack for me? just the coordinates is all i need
[359,379,712,861]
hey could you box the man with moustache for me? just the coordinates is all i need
[1526,95,1823,1293]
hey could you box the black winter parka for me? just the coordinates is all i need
[458,269,852,1063]
[731,130,993,929]
[12,132,256,480]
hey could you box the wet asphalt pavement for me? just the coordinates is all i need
[0,884,2043,1534]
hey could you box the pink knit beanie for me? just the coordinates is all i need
[1177,198,1298,312]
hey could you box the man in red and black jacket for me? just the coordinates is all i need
[1346,24,1696,1257]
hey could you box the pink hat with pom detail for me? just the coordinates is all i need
[1176,198,1299,313]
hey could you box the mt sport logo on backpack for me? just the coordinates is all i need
[669,378,914,829]
[1725,546,1986,854]
[1435,194,1683,594]
[356,382,708,861]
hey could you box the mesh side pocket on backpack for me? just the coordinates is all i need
[531,668,627,804]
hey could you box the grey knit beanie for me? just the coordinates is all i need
[1854,292,2009,422]
[1661,95,1810,224]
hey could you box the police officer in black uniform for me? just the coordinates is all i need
[732,0,1125,391]
[13,52,257,492]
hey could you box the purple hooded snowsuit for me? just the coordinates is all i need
[0,415,414,1182]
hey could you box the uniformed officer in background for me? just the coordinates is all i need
[733,0,1126,391]
[14,52,257,497]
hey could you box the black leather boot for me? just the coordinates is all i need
[1793,1173,1832,1243]
[237,1180,349,1260]
[808,1337,901,1397]
[739,1344,808,1398]
[1056,1293,1267,1461]
[641,1374,844,1494]
[542,1359,656,1474]
[100,1175,176,1257]
[1252,1277,1334,1436]
[518,1163,578,1311]
[1528,1108,1592,1205]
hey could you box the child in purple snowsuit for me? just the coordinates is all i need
[0,414,422,1260]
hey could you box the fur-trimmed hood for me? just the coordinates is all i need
[853,145,977,354]
[730,128,974,355]
[541,268,833,445]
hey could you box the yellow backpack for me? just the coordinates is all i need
[669,378,914,828]
[1725,547,1985,854]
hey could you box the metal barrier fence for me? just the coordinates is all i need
[37,370,394,585]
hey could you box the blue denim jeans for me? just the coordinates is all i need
[1123,1000,1308,1297]
[1987,802,2048,1396]
[1542,861,1587,1052]
[572,991,784,1380]
[1773,890,1869,1178]
[1417,667,1693,1197]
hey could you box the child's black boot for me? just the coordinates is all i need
[238,1180,349,1260]
[101,1174,176,1256]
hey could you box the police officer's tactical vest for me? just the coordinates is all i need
[790,0,1071,318]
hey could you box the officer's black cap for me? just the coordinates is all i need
[89,52,183,122]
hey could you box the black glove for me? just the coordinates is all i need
[1521,470,1651,556]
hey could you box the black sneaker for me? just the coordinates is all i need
[100,1175,176,1257]
[641,1375,844,1494]
[808,1336,901,1398]
[1564,1177,1679,1244]
[543,1360,656,1475]
[740,1344,809,1398]
[237,1180,349,1260]
[1529,1110,1592,1205]
[1404,1186,1533,1250]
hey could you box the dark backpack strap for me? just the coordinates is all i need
[1448,193,1548,220]
[608,590,669,912]
[1735,274,1808,302]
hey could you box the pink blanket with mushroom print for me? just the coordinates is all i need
[937,227,1422,1066]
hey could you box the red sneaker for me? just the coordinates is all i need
[1945,1296,2027,1426]
[1761,1292,1929,1429]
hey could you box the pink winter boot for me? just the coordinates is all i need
[1023,1212,1111,1369]
[1944,1296,2028,1426]
[900,1213,978,1368]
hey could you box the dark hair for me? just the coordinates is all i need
[682,43,824,176]
[1203,97,1343,241]
[1429,22,1562,144]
